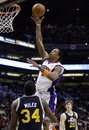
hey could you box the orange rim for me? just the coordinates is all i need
[0,4,21,14]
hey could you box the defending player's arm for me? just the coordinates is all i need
[60,113,66,130]
[32,16,49,59]
[27,59,64,81]
[9,100,18,130]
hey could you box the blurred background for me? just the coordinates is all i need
[0,0,89,130]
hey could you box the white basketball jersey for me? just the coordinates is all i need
[36,59,64,92]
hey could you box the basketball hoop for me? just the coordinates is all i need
[0,4,21,33]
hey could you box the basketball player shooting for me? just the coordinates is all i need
[27,3,65,130]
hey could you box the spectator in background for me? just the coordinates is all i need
[0,115,5,130]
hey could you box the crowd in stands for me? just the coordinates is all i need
[5,23,89,45]
[22,23,89,45]
[0,83,23,130]
[42,23,89,45]
[0,82,89,130]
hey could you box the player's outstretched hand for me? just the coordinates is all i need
[31,16,44,25]
[27,58,39,68]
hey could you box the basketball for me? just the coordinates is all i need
[32,3,45,17]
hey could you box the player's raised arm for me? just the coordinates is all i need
[32,16,49,59]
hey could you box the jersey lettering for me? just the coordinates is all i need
[21,108,40,123]
[69,122,76,128]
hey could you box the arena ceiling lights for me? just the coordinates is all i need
[0,58,89,71]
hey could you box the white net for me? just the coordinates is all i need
[0,4,21,33]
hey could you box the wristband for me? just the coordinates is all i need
[42,70,50,77]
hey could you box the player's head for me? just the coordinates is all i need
[64,99,73,109]
[49,48,62,61]
[24,80,36,96]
